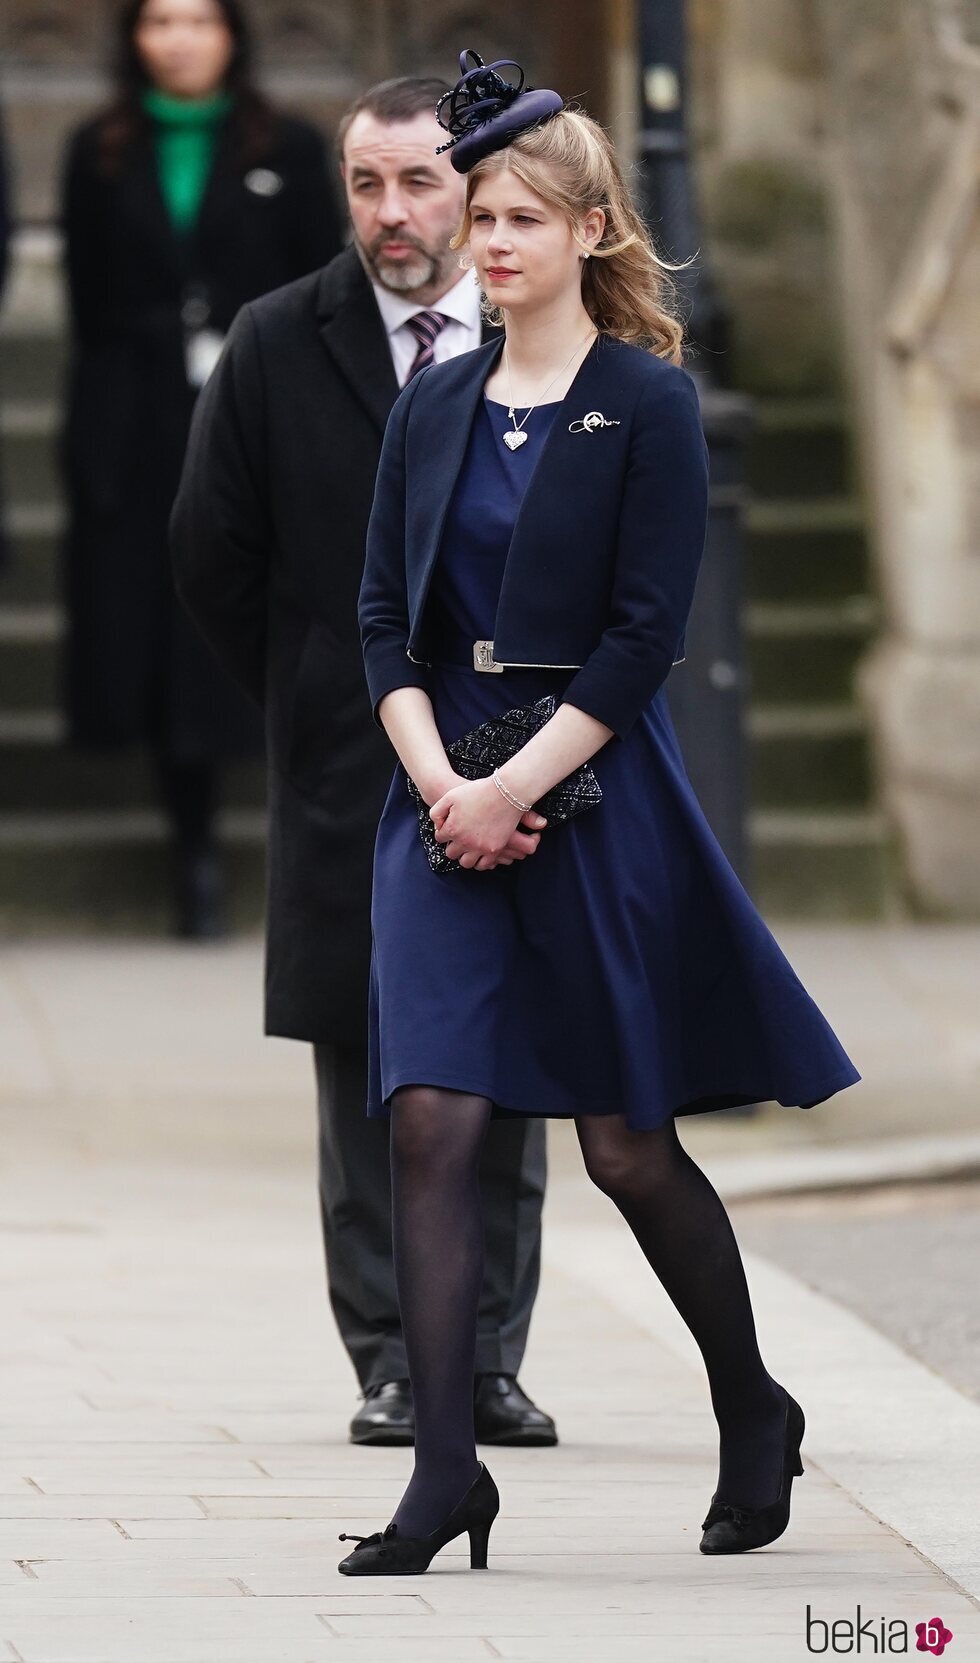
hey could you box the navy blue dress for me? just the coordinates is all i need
[366,392,860,1129]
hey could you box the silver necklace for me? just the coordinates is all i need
[501,328,598,452]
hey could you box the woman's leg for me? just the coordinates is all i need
[576,1112,787,1507]
[154,751,219,851]
[389,1084,494,1536]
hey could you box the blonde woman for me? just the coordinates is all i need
[340,52,860,1575]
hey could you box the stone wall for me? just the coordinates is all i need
[687,0,839,396]
[818,0,980,913]
[688,0,980,915]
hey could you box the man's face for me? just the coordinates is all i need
[342,110,467,297]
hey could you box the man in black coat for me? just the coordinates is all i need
[171,78,555,1448]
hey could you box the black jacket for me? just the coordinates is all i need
[172,245,497,1041]
[360,333,709,741]
[60,104,342,751]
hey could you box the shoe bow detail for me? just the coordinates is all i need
[338,1522,399,1556]
[701,1500,756,1531]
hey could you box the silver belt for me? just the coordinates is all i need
[473,639,504,673]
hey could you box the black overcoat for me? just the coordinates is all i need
[171,246,496,1041]
[60,104,342,752]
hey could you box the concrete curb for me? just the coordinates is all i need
[697,1132,980,1204]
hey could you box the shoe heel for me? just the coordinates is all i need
[468,1521,492,1569]
[792,1452,804,1477]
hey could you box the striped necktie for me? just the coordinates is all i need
[405,310,449,381]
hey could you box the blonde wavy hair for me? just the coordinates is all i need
[450,108,691,363]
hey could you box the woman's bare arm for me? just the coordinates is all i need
[493,701,615,807]
[377,686,457,805]
[377,686,547,862]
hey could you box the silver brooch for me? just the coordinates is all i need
[569,411,621,434]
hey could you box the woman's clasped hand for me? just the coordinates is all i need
[429,776,548,870]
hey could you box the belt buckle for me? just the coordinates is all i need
[473,639,503,673]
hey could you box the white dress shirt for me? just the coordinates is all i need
[371,269,483,388]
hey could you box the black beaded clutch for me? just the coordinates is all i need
[406,694,602,875]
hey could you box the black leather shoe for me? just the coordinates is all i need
[473,1374,558,1446]
[699,1386,805,1554]
[338,1462,499,1575]
[349,1379,415,1446]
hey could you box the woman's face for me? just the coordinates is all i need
[466,165,604,317]
[134,0,236,99]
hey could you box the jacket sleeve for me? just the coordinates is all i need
[358,374,430,724]
[559,368,709,740]
[170,304,273,707]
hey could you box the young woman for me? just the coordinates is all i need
[59,0,342,935]
[341,53,860,1575]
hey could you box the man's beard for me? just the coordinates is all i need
[360,231,453,296]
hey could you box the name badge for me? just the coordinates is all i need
[185,328,225,389]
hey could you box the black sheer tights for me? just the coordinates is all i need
[388,1088,787,1538]
[388,1085,493,1537]
[575,1113,787,1507]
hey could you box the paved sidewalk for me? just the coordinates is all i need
[0,929,978,1661]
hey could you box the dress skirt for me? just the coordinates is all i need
[367,656,860,1128]
[366,393,860,1128]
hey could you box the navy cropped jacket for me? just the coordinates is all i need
[358,330,709,741]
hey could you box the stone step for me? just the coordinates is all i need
[748,809,895,920]
[2,591,880,712]
[0,719,266,811]
[745,397,854,500]
[748,703,873,808]
[0,811,265,935]
[0,803,890,931]
[745,597,879,702]
[0,609,64,709]
[0,399,62,508]
[0,504,62,605]
[0,329,66,405]
[745,497,869,602]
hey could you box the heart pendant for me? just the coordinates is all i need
[503,429,528,451]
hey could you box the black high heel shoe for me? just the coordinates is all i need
[699,1386,805,1555]
[338,1462,500,1575]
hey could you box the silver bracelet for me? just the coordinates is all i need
[492,768,534,814]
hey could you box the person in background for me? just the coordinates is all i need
[171,77,556,1450]
[0,106,11,574]
[59,0,342,936]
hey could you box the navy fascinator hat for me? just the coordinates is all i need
[435,49,564,174]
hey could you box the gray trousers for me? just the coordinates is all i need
[313,1042,548,1393]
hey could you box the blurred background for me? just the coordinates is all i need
[0,0,977,935]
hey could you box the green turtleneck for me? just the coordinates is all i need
[142,87,234,233]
